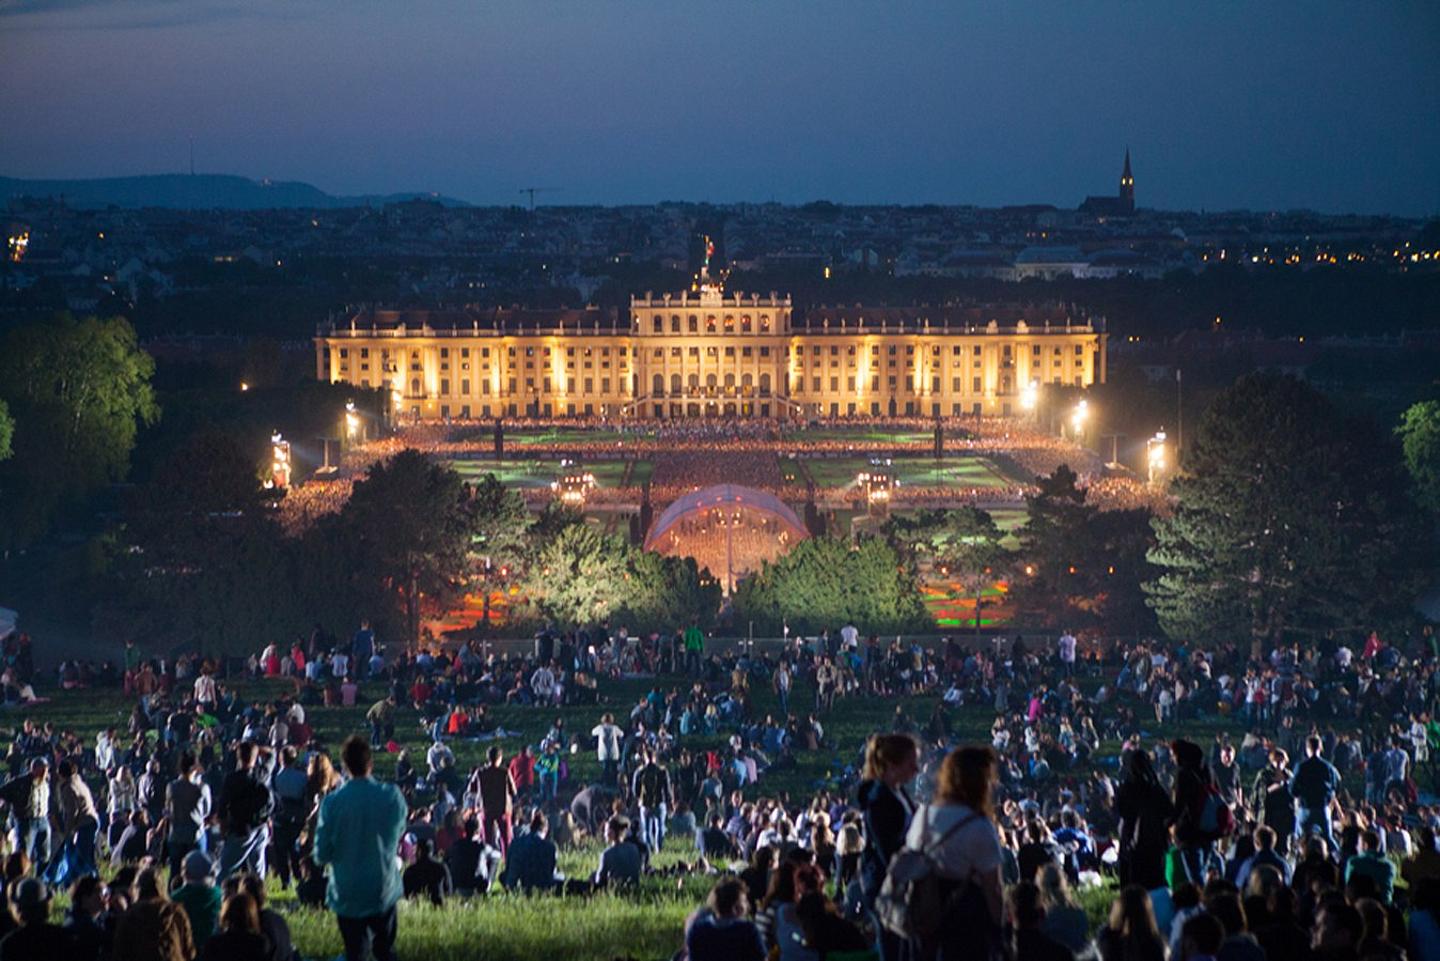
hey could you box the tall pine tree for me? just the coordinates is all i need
[1146,373,1428,655]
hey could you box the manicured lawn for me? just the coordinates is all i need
[447,459,645,490]
[800,456,1014,490]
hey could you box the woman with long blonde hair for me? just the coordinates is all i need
[905,745,1004,961]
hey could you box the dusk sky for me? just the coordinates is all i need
[2,1,1438,215]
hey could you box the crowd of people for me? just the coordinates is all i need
[1,617,1436,960]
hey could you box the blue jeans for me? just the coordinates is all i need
[17,818,51,870]
[639,802,667,853]
[218,825,269,879]
[1298,805,1337,856]
[1177,843,1213,885]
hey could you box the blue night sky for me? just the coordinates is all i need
[2,0,1437,214]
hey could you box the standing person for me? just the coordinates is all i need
[476,747,517,857]
[683,620,705,678]
[1253,748,1297,856]
[215,741,274,880]
[591,713,624,787]
[0,879,69,958]
[1170,738,1221,884]
[1115,749,1173,890]
[1291,734,1341,855]
[270,746,308,890]
[633,749,674,854]
[52,759,99,884]
[366,696,396,749]
[857,734,918,961]
[1057,630,1077,678]
[351,621,375,682]
[906,746,1005,961]
[773,661,793,719]
[314,736,408,961]
[166,753,211,883]
[0,759,51,871]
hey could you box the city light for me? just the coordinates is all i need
[1070,399,1089,438]
[344,400,360,440]
[1147,430,1168,484]
[1020,380,1038,412]
[267,431,292,490]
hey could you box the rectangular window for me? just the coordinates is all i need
[952,377,961,392]
[440,348,449,358]
[584,378,594,394]
[830,377,839,391]
[440,378,450,395]
[973,376,982,392]
[460,379,470,395]
[760,346,770,357]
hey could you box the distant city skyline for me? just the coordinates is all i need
[1,1,1437,216]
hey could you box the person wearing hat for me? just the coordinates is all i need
[172,850,222,949]
[0,878,68,958]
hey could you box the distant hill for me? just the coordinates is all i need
[0,173,471,210]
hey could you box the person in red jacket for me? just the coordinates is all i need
[508,746,536,804]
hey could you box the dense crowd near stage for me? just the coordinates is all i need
[275,417,1164,535]
[0,617,1438,961]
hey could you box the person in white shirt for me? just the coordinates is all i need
[94,729,116,774]
[331,650,351,678]
[840,623,860,652]
[1057,631,1077,677]
[591,714,624,787]
[531,664,557,706]
[193,672,217,709]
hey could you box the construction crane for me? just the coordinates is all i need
[518,187,561,211]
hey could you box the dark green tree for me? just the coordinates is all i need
[525,523,631,626]
[0,314,158,548]
[614,550,722,631]
[106,429,285,657]
[733,535,931,635]
[0,399,12,461]
[1010,465,1097,628]
[886,507,1010,630]
[1147,373,1429,654]
[1397,400,1440,515]
[464,473,532,630]
[339,450,476,647]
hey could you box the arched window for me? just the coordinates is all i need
[671,373,682,395]
[760,373,772,395]
[741,315,752,332]
[652,373,664,397]
[705,373,717,389]
[724,315,735,334]
[688,373,699,390]
[652,317,663,333]
[724,373,736,390]
[688,315,698,332]
[411,377,421,395]
[742,373,753,388]
[671,315,681,332]
[759,315,771,333]
[706,315,717,333]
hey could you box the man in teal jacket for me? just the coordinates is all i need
[315,735,409,961]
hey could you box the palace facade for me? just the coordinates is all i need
[314,283,1107,420]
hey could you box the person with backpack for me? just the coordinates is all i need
[895,746,1004,961]
[1115,748,1173,890]
[1170,738,1229,885]
[215,741,274,880]
[857,734,918,961]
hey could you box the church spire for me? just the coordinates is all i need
[1119,147,1135,212]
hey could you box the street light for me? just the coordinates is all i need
[1070,399,1089,440]
[1147,430,1168,484]
[344,400,361,444]
[1020,380,1038,415]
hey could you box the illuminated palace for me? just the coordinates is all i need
[314,271,1107,421]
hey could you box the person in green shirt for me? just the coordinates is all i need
[171,850,221,948]
[1345,829,1396,904]
[314,735,408,961]
[683,621,705,678]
